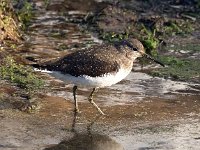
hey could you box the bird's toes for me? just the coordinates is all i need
[74,108,80,114]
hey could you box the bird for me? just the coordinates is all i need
[33,38,164,115]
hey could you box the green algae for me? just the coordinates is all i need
[0,56,44,93]
[150,56,200,82]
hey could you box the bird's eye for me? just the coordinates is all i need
[132,47,138,51]
[122,40,138,51]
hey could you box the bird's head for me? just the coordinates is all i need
[119,39,165,67]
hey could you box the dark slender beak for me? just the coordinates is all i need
[141,52,165,67]
[125,40,165,67]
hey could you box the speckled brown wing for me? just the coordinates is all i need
[43,46,121,77]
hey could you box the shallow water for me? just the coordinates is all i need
[1,0,200,150]
[47,71,200,106]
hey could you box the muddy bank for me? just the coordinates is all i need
[0,0,200,150]
[0,92,200,150]
[1,70,200,149]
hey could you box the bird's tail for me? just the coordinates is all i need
[31,63,47,69]
[27,56,59,71]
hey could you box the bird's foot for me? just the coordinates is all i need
[89,98,105,115]
[74,108,80,114]
[98,110,106,116]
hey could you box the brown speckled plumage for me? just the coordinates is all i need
[33,39,164,115]
[36,39,144,77]
[33,39,161,115]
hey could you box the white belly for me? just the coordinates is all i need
[38,68,132,88]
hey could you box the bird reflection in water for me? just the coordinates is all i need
[44,112,124,150]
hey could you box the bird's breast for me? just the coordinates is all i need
[47,67,132,88]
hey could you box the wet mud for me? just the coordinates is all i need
[1,70,200,150]
[0,0,200,150]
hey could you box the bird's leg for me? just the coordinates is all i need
[73,86,79,113]
[88,88,105,115]
[71,110,78,132]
